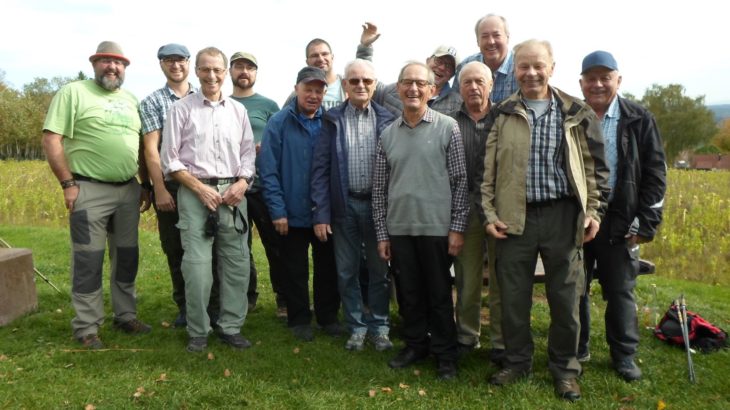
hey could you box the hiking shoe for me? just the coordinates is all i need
[187,336,207,353]
[577,352,591,363]
[321,322,345,337]
[77,334,104,350]
[369,334,394,351]
[614,358,642,382]
[345,333,366,351]
[219,333,252,350]
[437,360,458,380]
[489,366,531,386]
[276,306,288,320]
[388,347,428,369]
[554,377,581,401]
[113,318,151,334]
[173,311,187,328]
[291,325,314,342]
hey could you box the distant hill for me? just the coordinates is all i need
[709,104,730,123]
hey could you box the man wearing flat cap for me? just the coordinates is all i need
[577,50,666,382]
[259,66,342,342]
[140,43,213,329]
[42,41,151,349]
[228,52,286,316]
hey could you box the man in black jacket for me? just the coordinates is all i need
[578,51,667,382]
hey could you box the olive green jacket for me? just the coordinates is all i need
[478,87,610,246]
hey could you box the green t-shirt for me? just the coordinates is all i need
[44,80,141,182]
[230,93,280,143]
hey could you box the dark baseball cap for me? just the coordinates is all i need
[296,66,327,85]
[157,43,190,60]
[581,50,618,74]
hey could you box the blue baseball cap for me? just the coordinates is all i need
[581,50,618,74]
[157,43,190,60]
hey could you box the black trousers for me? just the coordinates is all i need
[579,215,640,361]
[280,227,340,327]
[390,235,457,361]
[246,190,287,306]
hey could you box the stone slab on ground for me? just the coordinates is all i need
[0,248,38,326]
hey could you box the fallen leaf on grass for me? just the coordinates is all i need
[64,363,74,369]
[293,347,300,354]
[0,355,8,361]
[256,340,262,345]
[368,389,377,398]
[413,369,421,376]
[132,386,145,398]
[657,400,666,410]
[155,373,168,382]
[84,404,96,410]
[619,395,636,403]
[207,352,215,361]
[56,309,63,314]
[418,389,427,396]
[381,387,392,393]
[399,383,409,389]
[160,321,171,328]
[224,369,232,377]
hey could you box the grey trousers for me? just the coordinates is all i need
[69,180,141,339]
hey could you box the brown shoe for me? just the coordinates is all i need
[113,318,151,334]
[554,378,581,401]
[77,333,104,350]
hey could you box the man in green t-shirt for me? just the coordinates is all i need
[42,41,151,350]
[228,52,286,316]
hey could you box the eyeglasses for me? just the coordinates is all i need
[399,79,431,88]
[347,78,375,86]
[96,57,126,66]
[163,57,188,66]
[197,67,226,74]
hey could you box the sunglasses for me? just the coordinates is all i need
[347,78,375,86]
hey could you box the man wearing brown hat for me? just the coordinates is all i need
[228,51,286,316]
[259,66,342,342]
[42,41,151,349]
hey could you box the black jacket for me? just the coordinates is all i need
[604,97,666,242]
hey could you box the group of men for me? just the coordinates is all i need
[42,12,666,402]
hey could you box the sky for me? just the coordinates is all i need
[1,0,728,106]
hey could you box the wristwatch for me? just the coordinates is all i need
[60,179,77,189]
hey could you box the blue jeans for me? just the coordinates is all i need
[332,197,390,336]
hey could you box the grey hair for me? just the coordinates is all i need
[474,14,510,38]
[513,39,554,64]
[397,61,435,84]
[458,61,493,86]
[195,46,228,68]
[343,59,376,79]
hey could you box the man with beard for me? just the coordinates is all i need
[228,51,285,316]
[140,43,214,329]
[42,41,151,349]
[454,14,518,104]
[161,47,256,353]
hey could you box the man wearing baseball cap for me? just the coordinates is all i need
[42,41,151,349]
[259,67,342,342]
[578,50,666,382]
[228,51,286,317]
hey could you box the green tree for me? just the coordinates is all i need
[712,119,730,153]
[640,84,717,163]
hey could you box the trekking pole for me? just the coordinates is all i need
[678,294,697,383]
[677,294,697,383]
[0,237,64,295]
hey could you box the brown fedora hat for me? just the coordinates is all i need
[89,41,130,66]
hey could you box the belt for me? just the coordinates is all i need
[199,177,238,185]
[72,173,134,186]
[527,196,571,208]
[348,191,372,200]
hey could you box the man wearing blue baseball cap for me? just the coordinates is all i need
[578,50,667,382]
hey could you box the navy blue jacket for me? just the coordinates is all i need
[259,98,324,228]
[310,100,395,225]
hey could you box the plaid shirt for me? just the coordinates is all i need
[372,108,469,241]
[139,83,196,135]
[523,93,571,203]
[345,103,377,193]
[456,50,518,104]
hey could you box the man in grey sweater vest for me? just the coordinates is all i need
[372,62,469,380]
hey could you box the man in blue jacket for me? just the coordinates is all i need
[578,51,666,382]
[259,66,342,342]
[311,59,395,352]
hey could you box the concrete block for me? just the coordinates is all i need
[0,248,38,326]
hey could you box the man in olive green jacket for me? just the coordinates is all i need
[477,39,609,402]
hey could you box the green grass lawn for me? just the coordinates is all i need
[1,225,729,409]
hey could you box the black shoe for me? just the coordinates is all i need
[321,322,345,337]
[186,336,207,353]
[554,377,581,401]
[489,348,506,368]
[291,325,314,342]
[437,360,458,380]
[174,311,187,328]
[489,366,531,386]
[388,347,428,369]
[614,358,642,382]
[218,333,252,349]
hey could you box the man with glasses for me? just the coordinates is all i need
[161,47,256,353]
[140,44,218,329]
[42,41,151,349]
[310,59,395,352]
[228,52,286,316]
[372,62,468,380]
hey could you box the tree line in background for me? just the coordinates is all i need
[0,68,724,163]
